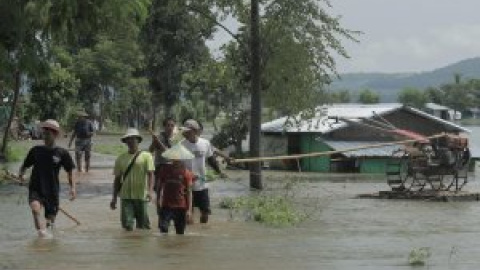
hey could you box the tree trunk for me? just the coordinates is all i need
[152,104,157,131]
[1,70,21,157]
[98,85,105,131]
[249,0,263,189]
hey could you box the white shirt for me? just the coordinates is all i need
[181,137,214,191]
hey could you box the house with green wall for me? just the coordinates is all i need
[261,103,470,173]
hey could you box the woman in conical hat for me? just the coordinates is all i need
[161,143,194,160]
[156,143,195,234]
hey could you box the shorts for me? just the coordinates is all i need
[121,199,150,230]
[192,189,211,215]
[75,138,92,153]
[158,207,186,234]
[28,190,58,218]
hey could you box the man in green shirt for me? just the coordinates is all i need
[110,128,155,231]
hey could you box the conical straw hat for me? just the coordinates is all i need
[162,143,194,160]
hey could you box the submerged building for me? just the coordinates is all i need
[261,103,469,173]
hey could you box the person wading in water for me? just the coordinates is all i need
[180,119,227,224]
[149,117,178,229]
[110,128,155,231]
[19,119,76,238]
[68,110,94,173]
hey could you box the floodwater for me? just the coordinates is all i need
[2,133,480,269]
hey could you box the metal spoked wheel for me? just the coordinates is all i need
[387,149,409,191]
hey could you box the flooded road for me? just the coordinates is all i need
[2,134,480,269]
[2,169,480,270]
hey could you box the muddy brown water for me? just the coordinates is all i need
[2,134,480,269]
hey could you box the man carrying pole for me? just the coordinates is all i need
[180,119,226,224]
[18,119,76,238]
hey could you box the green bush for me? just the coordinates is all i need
[219,194,306,227]
[408,247,431,266]
[92,144,125,156]
[5,142,31,162]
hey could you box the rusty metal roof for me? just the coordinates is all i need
[261,103,470,134]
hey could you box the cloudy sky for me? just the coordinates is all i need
[333,0,480,73]
[208,0,480,74]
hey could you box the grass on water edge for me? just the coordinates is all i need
[5,141,34,162]
[92,143,126,156]
[219,179,311,227]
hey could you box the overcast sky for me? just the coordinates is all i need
[208,0,480,74]
[334,0,480,73]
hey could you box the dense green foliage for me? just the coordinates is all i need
[358,89,380,104]
[397,87,427,108]
[0,0,356,161]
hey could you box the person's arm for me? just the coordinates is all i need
[88,121,95,137]
[214,148,234,164]
[67,170,76,201]
[68,131,76,148]
[110,175,121,210]
[186,187,193,222]
[148,141,156,153]
[60,150,77,200]
[111,157,122,210]
[157,177,163,208]
[18,148,35,183]
[207,142,227,178]
[207,156,228,178]
[146,152,155,202]
[185,172,193,223]
[18,165,28,183]
[146,171,154,202]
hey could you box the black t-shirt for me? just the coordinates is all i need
[22,145,75,199]
[74,119,94,139]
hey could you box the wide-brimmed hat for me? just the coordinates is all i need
[162,143,194,160]
[76,110,89,117]
[39,119,61,133]
[121,128,143,143]
[180,119,200,132]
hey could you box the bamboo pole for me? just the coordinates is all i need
[58,207,81,225]
[147,129,168,151]
[231,133,446,164]
[5,171,81,226]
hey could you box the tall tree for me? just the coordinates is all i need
[397,87,426,109]
[358,89,379,104]
[0,0,50,155]
[203,0,357,188]
[142,0,214,118]
[328,90,351,103]
[440,74,472,118]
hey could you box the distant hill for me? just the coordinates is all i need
[330,57,480,102]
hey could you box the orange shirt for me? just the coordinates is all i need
[158,165,193,209]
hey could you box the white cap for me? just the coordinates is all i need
[121,128,143,143]
[180,119,200,131]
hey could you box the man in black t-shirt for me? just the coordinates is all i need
[19,119,76,238]
[68,110,94,172]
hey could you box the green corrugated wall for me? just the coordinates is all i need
[300,134,331,172]
[359,158,389,174]
[299,134,389,173]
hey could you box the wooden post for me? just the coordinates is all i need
[249,0,262,190]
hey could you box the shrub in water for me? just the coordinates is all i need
[219,195,306,227]
[408,247,431,266]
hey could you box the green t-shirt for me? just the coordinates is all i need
[114,151,155,200]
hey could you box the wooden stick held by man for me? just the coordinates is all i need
[18,119,77,238]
